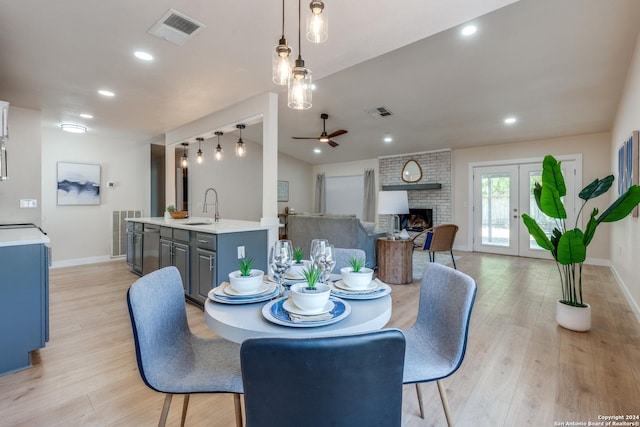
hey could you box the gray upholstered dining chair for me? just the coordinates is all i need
[127,266,243,427]
[403,262,477,426]
[333,247,366,272]
[240,329,406,427]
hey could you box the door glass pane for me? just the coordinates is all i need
[481,173,510,246]
[527,170,561,250]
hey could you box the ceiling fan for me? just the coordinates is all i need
[292,113,348,147]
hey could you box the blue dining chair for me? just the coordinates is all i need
[240,329,406,427]
[127,266,243,427]
[403,262,477,426]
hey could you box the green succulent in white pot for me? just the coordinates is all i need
[522,155,640,331]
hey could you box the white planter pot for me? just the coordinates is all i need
[289,283,331,314]
[340,267,374,289]
[556,300,591,332]
[228,269,264,294]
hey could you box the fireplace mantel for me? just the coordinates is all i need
[381,183,441,191]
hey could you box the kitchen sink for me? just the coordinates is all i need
[184,221,213,225]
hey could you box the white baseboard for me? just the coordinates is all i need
[51,255,123,269]
[610,264,640,324]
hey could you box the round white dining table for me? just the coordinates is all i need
[204,293,392,344]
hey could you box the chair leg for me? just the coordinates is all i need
[180,394,190,427]
[234,393,243,427]
[450,250,456,269]
[415,383,424,419]
[436,380,454,427]
[158,394,173,427]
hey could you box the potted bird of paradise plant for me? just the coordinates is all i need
[522,155,640,331]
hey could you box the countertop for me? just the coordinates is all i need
[127,217,272,234]
[0,228,50,247]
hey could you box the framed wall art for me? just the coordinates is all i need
[57,162,101,205]
[619,131,639,216]
[277,180,289,202]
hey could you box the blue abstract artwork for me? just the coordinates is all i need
[57,162,101,205]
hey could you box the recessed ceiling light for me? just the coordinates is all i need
[504,116,517,125]
[60,124,87,133]
[383,135,393,143]
[98,89,115,97]
[134,51,154,61]
[80,113,93,119]
[461,25,477,36]
[314,148,322,154]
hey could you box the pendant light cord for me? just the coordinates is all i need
[282,0,285,37]
[298,0,302,59]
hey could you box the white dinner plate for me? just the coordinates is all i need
[209,282,279,304]
[223,282,270,296]
[283,298,334,315]
[334,279,377,292]
[329,280,391,300]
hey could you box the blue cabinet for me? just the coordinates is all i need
[0,243,49,375]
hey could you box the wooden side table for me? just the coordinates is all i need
[376,237,413,284]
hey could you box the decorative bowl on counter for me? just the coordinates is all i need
[169,211,188,219]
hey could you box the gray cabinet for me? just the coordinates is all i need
[126,222,143,275]
[192,233,217,304]
[0,243,49,375]
[159,227,190,292]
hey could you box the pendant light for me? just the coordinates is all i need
[288,0,312,110]
[196,137,204,164]
[273,0,293,85]
[306,1,328,43]
[235,124,246,157]
[214,131,224,160]
[180,142,189,168]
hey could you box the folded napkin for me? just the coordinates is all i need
[288,312,334,323]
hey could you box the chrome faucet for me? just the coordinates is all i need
[203,187,220,222]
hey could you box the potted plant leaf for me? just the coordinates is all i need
[522,155,640,331]
[288,247,308,279]
[340,255,374,289]
[167,204,188,219]
[228,257,264,294]
[290,265,331,313]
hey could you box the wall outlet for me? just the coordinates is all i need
[20,199,37,208]
[237,246,245,259]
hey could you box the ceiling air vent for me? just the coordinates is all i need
[147,9,206,46]
[366,106,394,118]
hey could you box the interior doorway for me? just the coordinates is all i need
[471,156,580,259]
[150,144,166,217]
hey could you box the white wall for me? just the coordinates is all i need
[41,128,149,266]
[610,32,640,319]
[0,106,42,224]
[278,151,313,215]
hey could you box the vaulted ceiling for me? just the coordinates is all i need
[1,0,639,165]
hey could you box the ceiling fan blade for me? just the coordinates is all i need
[291,136,320,140]
[327,140,339,147]
[327,129,348,139]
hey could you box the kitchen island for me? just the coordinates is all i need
[126,217,270,305]
[0,225,50,376]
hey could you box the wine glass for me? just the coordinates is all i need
[320,244,336,284]
[311,241,335,284]
[270,240,293,296]
[310,239,328,265]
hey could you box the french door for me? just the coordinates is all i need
[472,158,578,258]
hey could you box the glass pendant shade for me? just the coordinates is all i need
[196,137,203,164]
[306,1,327,43]
[288,59,312,110]
[180,143,189,168]
[272,39,293,85]
[214,131,223,160]
[197,150,203,164]
[235,125,246,157]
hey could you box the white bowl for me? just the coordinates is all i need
[228,269,264,294]
[288,260,311,279]
[289,283,331,314]
[340,267,374,290]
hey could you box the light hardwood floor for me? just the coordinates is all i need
[1,253,638,426]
